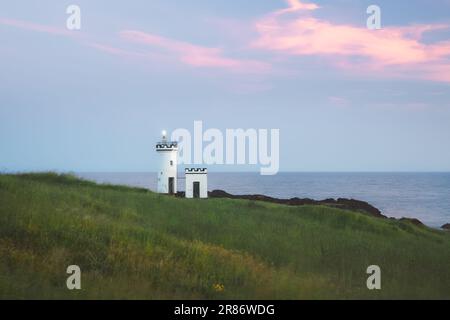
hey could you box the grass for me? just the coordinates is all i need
[0,172,450,299]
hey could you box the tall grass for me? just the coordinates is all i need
[0,172,449,299]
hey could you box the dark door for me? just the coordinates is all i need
[193,182,200,198]
[168,177,174,195]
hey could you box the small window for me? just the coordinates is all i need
[170,160,173,166]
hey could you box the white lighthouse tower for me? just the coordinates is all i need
[156,130,178,194]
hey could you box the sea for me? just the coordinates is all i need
[76,172,450,228]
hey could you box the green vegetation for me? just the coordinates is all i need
[1,173,450,299]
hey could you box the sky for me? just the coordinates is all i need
[1,0,450,172]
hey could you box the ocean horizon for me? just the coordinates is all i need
[76,172,450,228]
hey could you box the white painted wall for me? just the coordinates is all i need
[185,169,208,198]
[156,144,178,194]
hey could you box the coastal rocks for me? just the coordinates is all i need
[329,198,386,219]
[399,217,424,227]
[183,189,432,227]
[208,190,386,219]
[442,223,450,230]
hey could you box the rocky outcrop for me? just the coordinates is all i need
[442,223,450,230]
[399,217,424,227]
[208,190,386,219]
[178,189,432,226]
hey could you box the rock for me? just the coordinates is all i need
[334,198,385,219]
[208,190,233,198]
[441,223,450,230]
[171,189,429,227]
[208,190,385,219]
[399,217,424,227]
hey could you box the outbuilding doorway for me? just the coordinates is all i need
[168,177,174,195]
[193,182,200,198]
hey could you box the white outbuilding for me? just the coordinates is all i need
[185,168,208,198]
[156,131,178,195]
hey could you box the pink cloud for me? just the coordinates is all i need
[87,42,177,69]
[276,0,320,15]
[0,18,75,37]
[119,30,271,74]
[252,1,450,82]
[0,17,271,76]
[88,42,153,60]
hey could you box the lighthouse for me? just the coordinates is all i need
[156,130,178,194]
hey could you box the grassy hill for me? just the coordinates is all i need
[1,173,450,299]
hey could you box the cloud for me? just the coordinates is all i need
[88,43,140,57]
[119,30,271,74]
[328,96,350,108]
[252,0,450,83]
[0,16,271,77]
[0,18,135,62]
[0,18,75,37]
[276,0,320,15]
[3,2,450,84]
